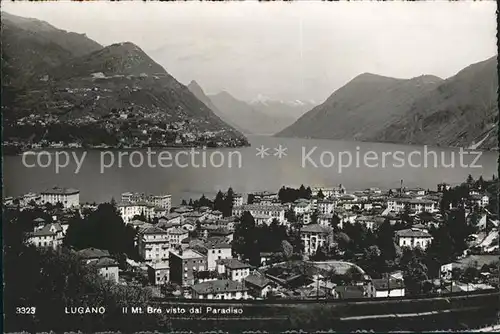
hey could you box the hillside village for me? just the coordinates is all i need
[4,175,499,301]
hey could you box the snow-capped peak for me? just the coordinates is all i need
[250,94,273,106]
[249,95,316,108]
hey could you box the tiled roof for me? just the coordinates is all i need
[77,247,110,259]
[90,257,118,268]
[142,226,168,235]
[220,258,251,270]
[31,223,63,237]
[244,273,272,288]
[301,224,330,234]
[41,186,79,195]
[192,279,247,294]
[395,228,432,238]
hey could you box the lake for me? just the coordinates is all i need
[3,135,497,205]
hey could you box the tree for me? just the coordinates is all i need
[317,189,325,199]
[466,174,475,187]
[281,240,293,259]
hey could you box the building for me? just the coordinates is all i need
[118,202,155,224]
[40,187,80,208]
[204,239,233,270]
[293,199,312,216]
[28,223,64,249]
[147,262,170,285]
[121,192,172,211]
[138,226,170,263]
[77,247,111,264]
[218,258,251,282]
[233,194,244,207]
[471,194,489,208]
[317,200,335,215]
[318,214,333,227]
[191,279,249,300]
[387,198,436,214]
[167,228,189,248]
[395,228,433,250]
[244,273,273,298]
[169,249,207,286]
[368,278,405,298]
[89,257,119,284]
[440,255,500,280]
[300,224,332,256]
[232,204,286,224]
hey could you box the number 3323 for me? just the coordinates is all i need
[16,307,36,314]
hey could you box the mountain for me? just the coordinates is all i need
[1,12,102,87]
[249,95,315,123]
[277,57,498,150]
[2,13,248,148]
[277,73,443,141]
[372,56,498,150]
[208,91,305,135]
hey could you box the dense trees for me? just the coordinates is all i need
[64,202,139,261]
[278,185,312,203]
[3,208,159,332]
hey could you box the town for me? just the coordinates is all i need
[4,175,499,305]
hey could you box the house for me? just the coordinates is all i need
[232,204,286,224]
[121,192,171,211]
[300,224,332,256]
[318,214,333,227]
[253,213,273,225]
[317,200,335,215]
[244,272,273,298]
[77,247,111,264]
[217,258,251,282]
[205,239,233,270]
[233,194,244,207]
[28,223,64,250]
[210,228,234,243]
[169,249,207,286]
[168,228,189,248]
[191,279,249,300]
[118,202,155,224]
[395,228,433,250]
[471,194,489,208]
[138,226,170,263]
[41,187,80,208]
[440,255,500,280]
[368,278,405,298]
[355,216,376,230]
[147,262,170,285]
[89,257,119,284]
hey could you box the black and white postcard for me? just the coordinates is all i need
[2,1,499,332]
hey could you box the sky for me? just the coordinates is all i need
[3,1,497,102]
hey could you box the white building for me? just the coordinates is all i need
[293,199,312,216]
[167,228,189,248]
[41,187,80,208]
[138,226,171,263]
[395,228,433,250]
[471,194,489,208]
[300,224,332,256]
[90,257,119,284]
[28,223,64,249]
[118,202,155,224]
[317,200,335,215]
[147,262,170,285]
[369,278,405,298]
[387,198,436,214]
[233,194,244,207]
[191,279,249,300]
[232,204,286,224]
[121,192,172,211]
[217,258,251,282]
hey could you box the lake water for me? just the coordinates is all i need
[3,135,498,205]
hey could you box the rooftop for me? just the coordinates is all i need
[372,278,405,290]
[219,258,251,269]
[77,247,110,259]
[171,249,204,260]
[41,186,79,195]
[89,257,118,268]
[395,228,432,238]
[142,226,168,235]
[192,279,247,295]
[301,224,330,234]
[244,273,272,288]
